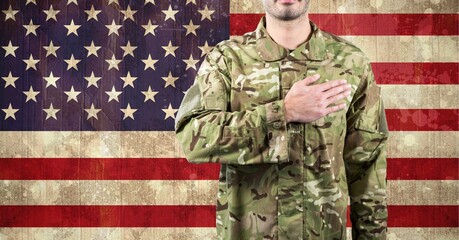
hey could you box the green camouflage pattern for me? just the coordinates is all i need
[175,17,388,240]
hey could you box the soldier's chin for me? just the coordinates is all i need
[275,13,301,21]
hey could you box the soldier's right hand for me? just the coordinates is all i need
[283,74,351,123]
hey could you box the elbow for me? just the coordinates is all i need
[175,125,217,164]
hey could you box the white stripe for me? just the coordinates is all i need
[388,131,459,158]
[0,180,217,206]
[229,36,459,63]
[0,131,458,158]
[387,180,459,205]
[350,228,459,240]
[230,0,459,13]
[0,227,457,239]
[0,228,216,240]
[1,180,456,206]
[381,85,459,109]
[341,36,458,63]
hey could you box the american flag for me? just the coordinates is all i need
[0,0,457,239]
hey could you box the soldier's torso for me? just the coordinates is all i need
[216,29,368,240]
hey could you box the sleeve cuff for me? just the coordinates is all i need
[264,100,289,162]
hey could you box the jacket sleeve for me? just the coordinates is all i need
[344,62,389,239]
[174,47,289,165]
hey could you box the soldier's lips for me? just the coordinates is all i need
[277,0,297,4]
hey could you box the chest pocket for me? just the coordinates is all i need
[230,62,281,111]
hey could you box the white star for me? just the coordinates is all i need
[141,86,158,102]
[2,103,19,120]
[121,41,137,57]
[120,103,137,120]
[3,5,19,21]
[2,71,18,88]
[67,0,78,5]
[84,72,101,88]
[198,5,214,21]
[121,5,137,21]
[43,103,60,120]
[183,55,199,70]
[162,41,178,57]
[43,41,60,57]
[43,72,60,88]
[25,0,37,5]
[105,86,122,102]
[64,19,81,36]
[162,71,178,88]
[84,5,101,21]
[106,55,122,70]
[43,5,60,21]
[23,19,40,36]
[142,54,158,70]
[198,41,213,57]
[144,0,156,5]
[106,20,122,36]
[23,54,40,70]
[84,103,101,120]
[120,71,137,88]
[64,54,81,70]
[23,86,40,103]
[142,20,158,36]
[108,0,119,5]
[2,41,19,57]
[64,86,80,102]
[186,0,196,5]
[162,104,177,120]
[183,20,200,36]
[162,5,178,22]
[84,41,101,57]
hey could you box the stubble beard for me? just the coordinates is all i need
[264,0,310,21]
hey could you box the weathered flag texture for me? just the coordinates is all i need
[0,0,458,239]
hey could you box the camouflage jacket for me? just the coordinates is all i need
[175,17,389,240]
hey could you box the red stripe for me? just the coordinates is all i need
[230,14,459,36]
[0,206,214,227]
[1,157,458,180]
[0,205,456,227]
[373,63,459,85]
[388,158,459,180]
[386,109,459,131]
[386,206,459,227]
[0,158,220,180]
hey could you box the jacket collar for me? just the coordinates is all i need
[255,16,327,62]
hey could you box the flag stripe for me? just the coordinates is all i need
[336,36,459,63]
[388,158,459,180]
[0,206,215,227]
[386,109,459,131]
[372,63,459,85]
[388,131,459,158]
[381,85,459,109]
[1,180,456,206]
[0,206,456,227]
[230,0,459,14]
[229,14,459,36]
[0,227,457,240]
[1,131,458,158]
[1,158,457,180]
[0,158,219,180]
[387,206,459,227]
[387,180,458,205]
[230,35,459,62]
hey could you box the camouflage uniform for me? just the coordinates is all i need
[175,17,388,240]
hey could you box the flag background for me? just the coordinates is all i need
[0,0,458,239]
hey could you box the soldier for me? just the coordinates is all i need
[175,0,388,239]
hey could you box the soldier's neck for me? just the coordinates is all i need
[265,13,312,51]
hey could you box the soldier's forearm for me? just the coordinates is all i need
[176,100,290,165]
